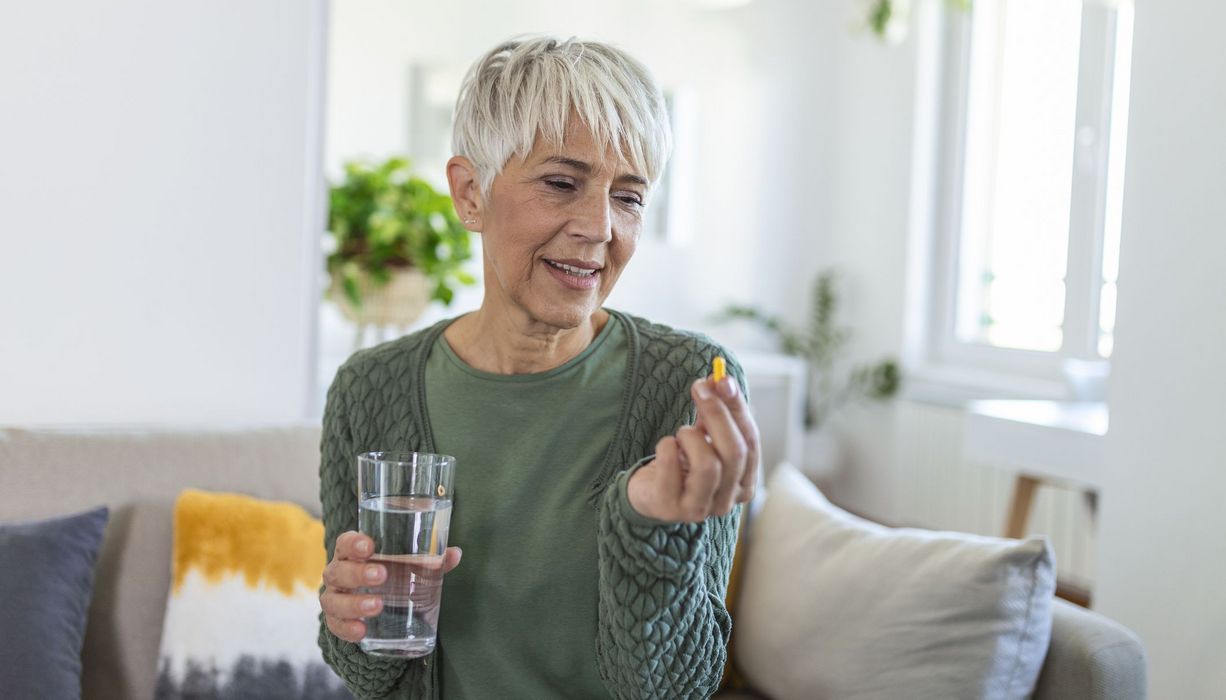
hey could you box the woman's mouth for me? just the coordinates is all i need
[543,258,601,290]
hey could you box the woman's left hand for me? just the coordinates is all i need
[627,375,761,523]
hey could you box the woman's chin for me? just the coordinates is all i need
[528,298,601,330]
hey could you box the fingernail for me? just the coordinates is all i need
[356,539,371,555]
[718,378,736,398]
[695,381,712,399]
[365,565,382,582]
[361,597,379,613]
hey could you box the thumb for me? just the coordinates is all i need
[442,546,463,573]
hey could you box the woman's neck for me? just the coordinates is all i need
[444,305,609,375]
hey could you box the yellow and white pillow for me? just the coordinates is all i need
[154,489,352,699]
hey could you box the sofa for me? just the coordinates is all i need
[0,425,1146,699]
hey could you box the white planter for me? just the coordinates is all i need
[328,267,432,329]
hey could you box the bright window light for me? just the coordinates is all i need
[956,0,1084,353]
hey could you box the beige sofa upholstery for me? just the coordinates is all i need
[0,425,323,700]
[0,425,1146,699]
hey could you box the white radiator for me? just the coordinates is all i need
[895,401,1097,589]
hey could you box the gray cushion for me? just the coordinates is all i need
[0,506,109,700]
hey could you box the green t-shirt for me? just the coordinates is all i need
[425,318,627,699]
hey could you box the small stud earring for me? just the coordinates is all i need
[463,218,476,225]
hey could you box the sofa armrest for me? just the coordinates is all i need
[1032,598,1147,700]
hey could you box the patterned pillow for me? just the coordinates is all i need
[154,489,352,699]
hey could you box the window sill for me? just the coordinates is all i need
[962,399,1107,489]
[900,363,1072,410]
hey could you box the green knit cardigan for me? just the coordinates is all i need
[317,309,745,699]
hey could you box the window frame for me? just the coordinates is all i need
[909,0,1131,404]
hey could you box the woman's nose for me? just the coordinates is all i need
[567,192,613,243]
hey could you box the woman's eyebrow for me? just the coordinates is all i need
[543,155,593,172]
[541,156,647,186]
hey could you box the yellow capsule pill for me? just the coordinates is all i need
[712,356,726,383]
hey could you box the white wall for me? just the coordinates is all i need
[0,0,326,425]
[792,2,923,519]
[1092,1,1226,697]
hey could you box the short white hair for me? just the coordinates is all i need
[452,36,672,196]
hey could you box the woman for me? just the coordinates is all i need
[317,36,760,699]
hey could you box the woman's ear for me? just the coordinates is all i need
[447,156,483,231]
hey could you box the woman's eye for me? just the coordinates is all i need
[546,179,576,191]
[615,194,644,207]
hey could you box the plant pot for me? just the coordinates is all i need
[328,267,432,328]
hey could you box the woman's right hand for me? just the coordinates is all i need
[626,376,760,524]
[320,531,463,644]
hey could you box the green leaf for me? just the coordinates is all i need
[342,271,362,309]
[869,0,892,36]
[871,360,901,397]
[713,266,903,429]
[326,154,473,311]
[368,266,392,286]
[433,281,454,305]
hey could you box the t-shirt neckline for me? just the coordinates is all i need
[434,311,620,383]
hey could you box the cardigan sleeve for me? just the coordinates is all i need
[316,364,431,699]
[592,363,748,700]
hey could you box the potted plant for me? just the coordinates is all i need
[325,156,474,332]
[718,268,902,477]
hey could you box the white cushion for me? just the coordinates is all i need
[735,463,1055,700]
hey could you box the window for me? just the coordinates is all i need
[925,0,1134,391]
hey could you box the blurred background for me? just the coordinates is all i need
[2,0,1223,697]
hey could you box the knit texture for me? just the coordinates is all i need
[318,310,745,699]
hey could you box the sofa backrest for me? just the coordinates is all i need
[0,424,323,700]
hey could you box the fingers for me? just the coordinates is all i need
[655,436,685,507]
[321,580,381,643]
[321,533,465,645]
[322,557,387,592]
[334,531,375,561]
[325,614,367,644]
[322,589,383,625]
[722,381,761,501]
[690,380,747,515]
[322,530,379,643]
[696,373,762,504]
[675,426,720,522]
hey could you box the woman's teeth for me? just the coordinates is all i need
[546,260,596,277]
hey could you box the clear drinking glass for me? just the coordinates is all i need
[356,451,455,658]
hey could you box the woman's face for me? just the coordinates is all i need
[475,119,648,330]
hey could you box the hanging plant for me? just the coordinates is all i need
[861,0,972,44]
